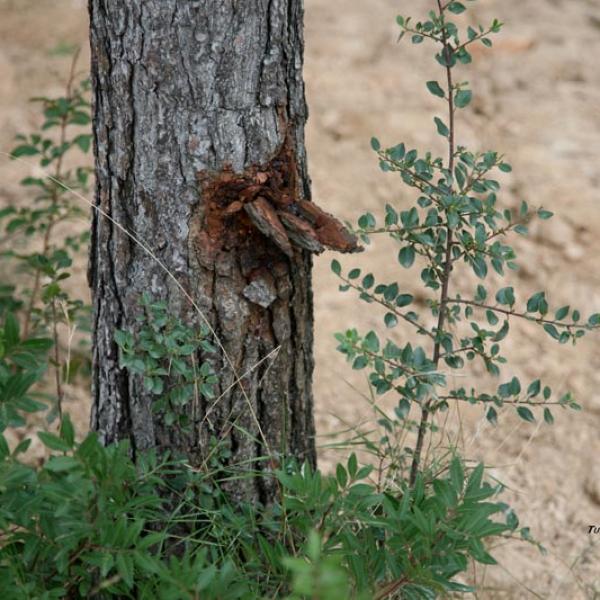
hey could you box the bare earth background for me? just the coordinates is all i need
[1,0,599,597]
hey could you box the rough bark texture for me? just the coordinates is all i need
[88,0,316,503]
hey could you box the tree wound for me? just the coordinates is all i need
[195,136,361,264]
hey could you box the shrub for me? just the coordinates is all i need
[2,49,92,425]
[0,416,517,598]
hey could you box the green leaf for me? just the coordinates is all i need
[588,313,600,326]
[69,111,91,125]
[554,306,569,321]
[383,282,399,302]
[44,456,80,472]
[356,464,374,480]
[13,438,32,456]
[434,117,449,138]
[455,89,473,108]
[364,331,380,352]
[494,320,509,342]
[537,209,554,220]
[362,274,375,289]
[389,143,406,161]
[543,323,560,340]
[358,212,376,229]
[527,379,541,398]
[426,81,445,98]
[516,406,535,423]
[405,149,417,164]
[384,313,398,328]
[486,310,499,326]
[514,224,528,236]
[475,285,487,302]
[447,2,466,14]
[447,210,460,229]
[0,434,9,460]
[526,291,545,313]
[60,414,75,447]
[336,464,348,488]
[331,259,341,275]
[21,338,53,352]
[370,137,381,151]
[449,457,464,491]
[543,408,554,425]
[398,246,415,268]
[495,287,515,306]
[348,453,358,478]
[352,356,368,370]
[11,145,39,158]
[116,553,135,589]
[134,551,161,574]
[38,431,71,452]
[4,312,20,348]
[73,134,92,153]
[509,376,521,396]
[396,294,413,307]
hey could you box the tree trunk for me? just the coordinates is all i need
[88,0,316,503]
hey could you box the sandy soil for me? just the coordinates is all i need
[1,0,599,597]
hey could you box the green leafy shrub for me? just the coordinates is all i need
[332,0,598,489]
[2,50,92,423]
[0,416,518,598]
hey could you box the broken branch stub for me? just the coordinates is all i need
[278,211,324,254]
[295,199,362,254]
[197,133,361,258]
[245,197,294,258]
[246,196,361,255]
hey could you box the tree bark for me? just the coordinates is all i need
[88,0,316,503]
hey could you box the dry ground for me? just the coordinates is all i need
[1,0,599,597]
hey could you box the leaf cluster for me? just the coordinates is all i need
[0,419,523,599]
[115,293,218,429]
[0,312,52,430]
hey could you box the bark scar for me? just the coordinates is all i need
[195,134,362,259]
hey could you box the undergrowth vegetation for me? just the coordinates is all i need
[0,1,598,598]
[0,49,92,428]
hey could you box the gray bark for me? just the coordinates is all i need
[88,0,316,503]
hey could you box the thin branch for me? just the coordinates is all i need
[374,576,410,600]
[440,394,566,407]
[437,345,479,361]
[50,299,64,421]
[447,298,593,330]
